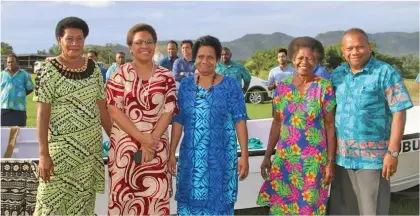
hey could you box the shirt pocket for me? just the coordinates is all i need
[356,85,379,110]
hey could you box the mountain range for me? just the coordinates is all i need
[95,31,419,61]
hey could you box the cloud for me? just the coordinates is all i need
[62,0,116,8]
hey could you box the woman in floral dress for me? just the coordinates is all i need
[257,37,337,215]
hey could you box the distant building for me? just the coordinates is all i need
[1,54,53,73]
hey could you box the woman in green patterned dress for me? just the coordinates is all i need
[33,17,112,215]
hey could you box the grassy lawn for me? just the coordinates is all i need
[24,76,419,127]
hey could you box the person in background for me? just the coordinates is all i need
[87,50,107,83]
[169,35,249,215]
[415,73,420,89]
[312,39,331,79]
[105,52,126,82]
[216,47,251,93]
[0,53,34,127]
[106,23,178,215]
[33,16,112,215]
[172,40,196,88]
[267,48,295,91]
[257,36,336,216]
[328,28,413,215]
[158,40,179,71]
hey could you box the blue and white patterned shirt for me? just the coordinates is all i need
[0,68,34,111]
[331,56,413,170]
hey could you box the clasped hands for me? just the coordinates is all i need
[137,132,160,164]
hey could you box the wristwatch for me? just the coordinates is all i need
[388,150,399,158]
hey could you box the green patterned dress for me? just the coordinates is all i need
[33,58,105,215]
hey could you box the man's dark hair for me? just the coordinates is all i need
[181,40,193,48]
[192,35,222,61]
[278,48,287,56]
[6,53,18,62]
[87,50,98,57]
[343,28,369,41]
[116,52,125,56]
[55,16,89,39]
[313,39,325,62]
[168,40,178,49]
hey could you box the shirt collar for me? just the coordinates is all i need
[344,55,375,74]
[3,68,22,76]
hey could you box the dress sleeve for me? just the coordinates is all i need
[321,80,336,116]
[171,80,185,125]
[228,78,249,123]
[95,65,106,100]
[162,72,179,116]
[106,66,125,110]
[33,63,58,104]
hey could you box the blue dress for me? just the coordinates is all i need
[173,75,248,215]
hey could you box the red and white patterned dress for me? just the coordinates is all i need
[106,63,178,216]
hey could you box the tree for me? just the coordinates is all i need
[37,49,47,55]
[1,42,14,55]
[48,44,61,56]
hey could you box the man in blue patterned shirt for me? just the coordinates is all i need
[0,54,35,126]
[105,52,126,82]
[216,47,251,93]
[328,28,413,215]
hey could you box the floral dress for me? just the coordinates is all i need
[256,76,336,215]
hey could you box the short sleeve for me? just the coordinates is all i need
[322,80,336,115]
[162,72,179,115]
[384,69,413,113]
[272,85,281,114]
[106,66,125,110]
[105,65,115,82]
[241,65,251,84]
[268,69,275,85]
[25,72,35,91]
[33,63,57,104]
[171,79,185,125]
[228,78,249,123]
[94,65,106,100]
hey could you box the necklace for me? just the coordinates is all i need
[196,73,217,98]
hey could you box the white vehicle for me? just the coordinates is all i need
[246,76,272,104]
[1,106,418,214]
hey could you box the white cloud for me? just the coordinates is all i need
[61,0,116,8]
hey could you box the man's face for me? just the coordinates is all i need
[116,53,126,65]
[341,32,372,70]
[87,53,98,62]
[278,52,287,66]
[221,49,231,63]
[6,56,18,72]
[167,43,178,58]
[181,43,192,59]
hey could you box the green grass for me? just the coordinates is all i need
[24,76,419,127]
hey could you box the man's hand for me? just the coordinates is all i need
[382,153,398,180]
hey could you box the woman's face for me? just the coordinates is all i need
[58,28,85,58]
[293,47,316,76]
[130,31,156,63]
[195,45,217,76]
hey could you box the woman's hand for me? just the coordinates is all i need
[137,133,159,152]
[238,157,249,180]
[168,154,177,176]
[323,162,335,186]
[38,153,54,184]
[260,157,272,180]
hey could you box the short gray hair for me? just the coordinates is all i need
[343,28,369,41]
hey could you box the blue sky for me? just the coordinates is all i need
[1,1,419,54]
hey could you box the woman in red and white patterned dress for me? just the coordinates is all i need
[106,23,178,215]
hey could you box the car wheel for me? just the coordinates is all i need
[248,90,265,104]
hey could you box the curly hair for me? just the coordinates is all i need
[287,36,320,61]
[126,23,157,46]
[55,16,89,39]
[192,35,222,61]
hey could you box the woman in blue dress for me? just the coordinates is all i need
[169,35,249,215]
